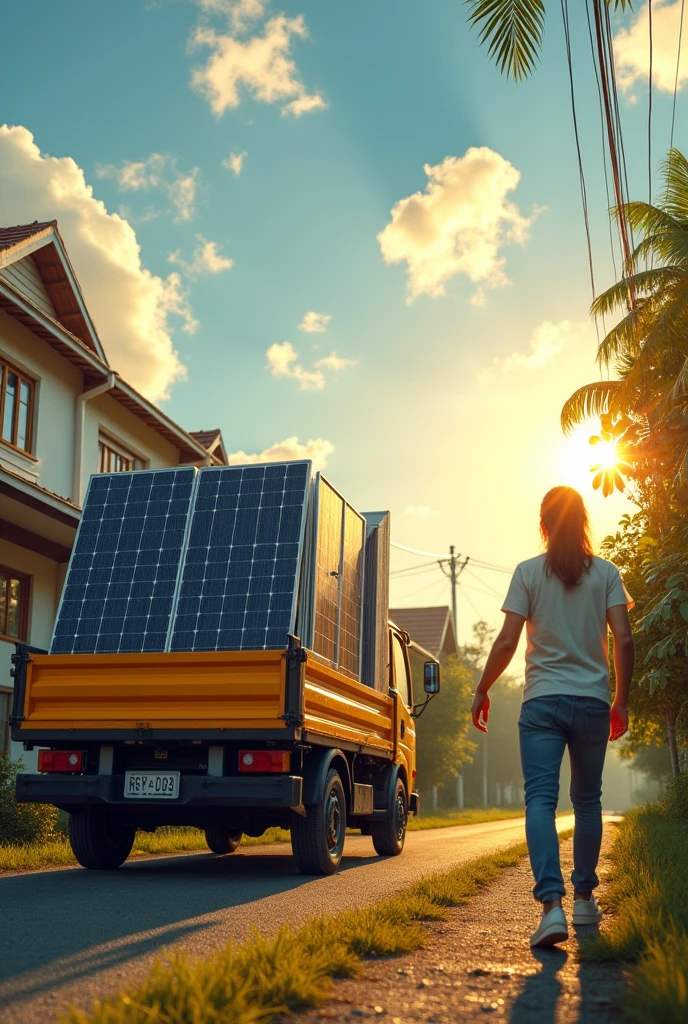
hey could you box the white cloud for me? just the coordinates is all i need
[615,1,688,93]
[266,341,324,389]
[223,150,247,176]
[195,0,267,33]
[315,352,357,371]
[191,13,327,117]
[227,435,333,471]
[404,505,439,518]
[169,234,234,276]
[97,153,201,222]
[266,340,355,389]
[377,147,536,303]
[298,310,332,333]
[478,320,588,382]
[0,125,191,401]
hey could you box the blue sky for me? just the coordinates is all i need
[2,0,685,640]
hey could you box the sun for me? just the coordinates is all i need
[594,439,619,471]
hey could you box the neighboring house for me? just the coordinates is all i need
[0,220,228,762]
[388,606,458,661]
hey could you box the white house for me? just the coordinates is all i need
[0,220,228,763]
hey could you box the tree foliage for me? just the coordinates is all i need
[415,654,476,790]
[0,754,58,846]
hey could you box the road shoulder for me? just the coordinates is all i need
[289,826,626,1023]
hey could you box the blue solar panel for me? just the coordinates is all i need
[169,461,311,652]
[50,468,196,654]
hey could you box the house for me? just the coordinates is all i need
[388,605,458,660]
[0,220,228,762]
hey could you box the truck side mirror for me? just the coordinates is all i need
[423,662,440,695]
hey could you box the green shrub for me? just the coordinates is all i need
[662,773,688,820]
[0,754,58,845]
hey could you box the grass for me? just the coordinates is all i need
[59,840,532,1023]
[0,808,523,874]
[580,804,688,1024]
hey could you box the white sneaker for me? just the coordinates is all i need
[572,895,603,925]
[530,907,569,948]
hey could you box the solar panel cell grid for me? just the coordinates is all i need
[50,468,196,655]
[169,461,310,652]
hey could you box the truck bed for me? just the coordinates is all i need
[12,648,395,755]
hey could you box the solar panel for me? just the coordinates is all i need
[50,467,196,655]
[311,477,366,680]
[169,461,311,652]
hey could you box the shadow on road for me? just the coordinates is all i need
[0,846,380,1005]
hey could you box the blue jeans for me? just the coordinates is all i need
[518,695,609,902]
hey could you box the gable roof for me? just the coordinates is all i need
[389,605,458,659]
[0,221,106,362]
[190,429,228,464]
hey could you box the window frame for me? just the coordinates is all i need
[0,685,12,755]
[97,430,148,475]
[0,355,36,457]
[391,631,412,708]
[0,564,31,645]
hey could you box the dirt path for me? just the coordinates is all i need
[291,826,626,1023]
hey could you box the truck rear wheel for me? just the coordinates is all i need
[205,828,242,854]
[68,808,135,869]
[371,777,407,857]
[291,768,346,875]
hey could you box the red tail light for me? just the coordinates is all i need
[238,750,290,773]
[38,750,84,773]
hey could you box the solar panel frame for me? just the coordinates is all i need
[50,466,197,655]
[168,460,312,653]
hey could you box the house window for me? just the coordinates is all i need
[0,357,35,454]
[0,567,30,643]
[0,688,12,755]
[98,433,146,474]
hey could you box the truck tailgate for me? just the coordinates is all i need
[303,659,394,754]
[15,650,287,732]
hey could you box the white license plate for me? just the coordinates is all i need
[124,771,180,799]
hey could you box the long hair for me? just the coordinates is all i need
[540,486,593,588]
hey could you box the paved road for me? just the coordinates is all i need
[0,815,574,1022]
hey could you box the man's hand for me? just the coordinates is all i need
[471,691,490,733]
[609,703,628,741]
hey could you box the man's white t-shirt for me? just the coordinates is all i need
[502,554,633,705]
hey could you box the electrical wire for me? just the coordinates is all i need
[400,575,451,602]
[458,585,483,621]
[390,541,513,574]
[648,0,654,205]
[561,0,597,301]
[670,0,686,153]
[389,560,438,576]
[390,540,451,558]
[464,566,505,598]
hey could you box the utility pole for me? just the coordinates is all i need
[440,546,469,640]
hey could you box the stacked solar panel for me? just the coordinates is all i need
[51,468,195,654]
[169,461,310,651]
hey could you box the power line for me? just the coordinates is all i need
[391,540,513,573]
[670,0,686,153]
[648,0,654,205]
[464,566,504,598]
[390,540,451,558]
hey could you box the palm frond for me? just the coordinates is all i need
[560,381,622,435]
[620,201,680,238]
[465,0,545,80]
[591,268,678,320]
[661,149,688,222]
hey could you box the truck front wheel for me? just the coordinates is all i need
[291,768,346,875]
[205,828,242,854]
[68,808,135,869]
[371,777,408,857]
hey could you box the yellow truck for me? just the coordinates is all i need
[11,461,440,875]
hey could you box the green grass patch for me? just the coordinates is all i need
[580,804,688,1024]
[0,809,521,874]
[59,840,530,1023]
[407,807,523,830]
[0,826,291,874]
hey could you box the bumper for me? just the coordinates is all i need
[16,773,303,809]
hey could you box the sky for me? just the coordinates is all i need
[1,0,686,644]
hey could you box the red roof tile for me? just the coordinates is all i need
[189,429,223,449]
[0,221,56,252]
[389,606,458,658]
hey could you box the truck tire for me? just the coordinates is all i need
[371,777,408,857]
[205,828,242,854]
[68,808,135,869]
[291,768,346,875]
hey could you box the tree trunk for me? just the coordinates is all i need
[666,709,681,776]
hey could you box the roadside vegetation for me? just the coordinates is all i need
[582,777,688,1023]
[60,839,537,1024]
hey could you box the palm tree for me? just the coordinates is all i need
[561,149,688,492]
[465,0,632,81]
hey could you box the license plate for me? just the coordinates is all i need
[124,771,180,799]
